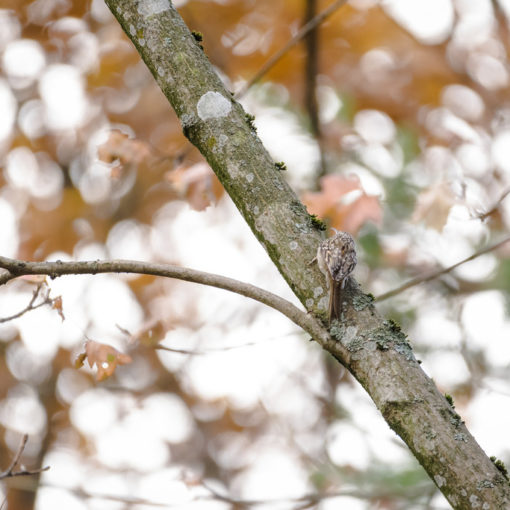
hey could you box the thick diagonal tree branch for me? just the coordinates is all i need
[83,2,510,508]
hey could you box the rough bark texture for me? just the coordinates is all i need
[104,1,510,508]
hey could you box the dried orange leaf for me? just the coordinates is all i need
[412,182,455,231]
[97,129,152,166]
[82,340,132,381]
[166,162,223,211]
[75,352,87,369]
[110,165,123,179]
[52,296,65,321]
[302,174,382,234]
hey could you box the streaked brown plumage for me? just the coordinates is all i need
[316,230,357,324]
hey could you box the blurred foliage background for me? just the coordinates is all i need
[1,1,510,509]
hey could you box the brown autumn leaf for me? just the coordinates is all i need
[97,130,152,176]
[412,182,456,230]
[51,295,65,321]
[77,340,133,381]
[166,162,224,211]
[302,174,382,234]
[75,352,87,369]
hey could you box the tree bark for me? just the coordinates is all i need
[103,1,510,508]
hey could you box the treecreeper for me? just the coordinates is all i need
[316,230,357,324]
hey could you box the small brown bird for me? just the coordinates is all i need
[316,229,357,324]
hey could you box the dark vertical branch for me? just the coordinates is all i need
[304,0,327,184]
[236,0,349,98]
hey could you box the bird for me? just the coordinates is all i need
[316,229,357,324]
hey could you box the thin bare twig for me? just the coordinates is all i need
[199,478,366,508]
[155,331,299,355]
[116,321,300,355]
[376,236,510,301]
[0,434,50,480]
[0,283,54,323]
[5,435,28,475]
[0,256,340,362]
[6,478,378,508]
[235,0,349,99]
[474,187,510,221]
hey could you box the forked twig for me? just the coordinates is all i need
[0,283,54,323]
[474,187,510,222]
[0,434,50,480]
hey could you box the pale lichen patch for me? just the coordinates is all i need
[469,494,480,508]
[289,241,298,251]
[313,286,323,298]
[181,113,197,130]
[448,495,459,507]
[215,134,228,151]
[246,173,254,183]
[256,218,278,244]
[344,326,358,343]
[137,0,171,17]
[197,91,231,121]
[434,474,446,488]
[147,38,158,51]
[305,298,314,308]
[318,296,328,311]
[227,161,239,179]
